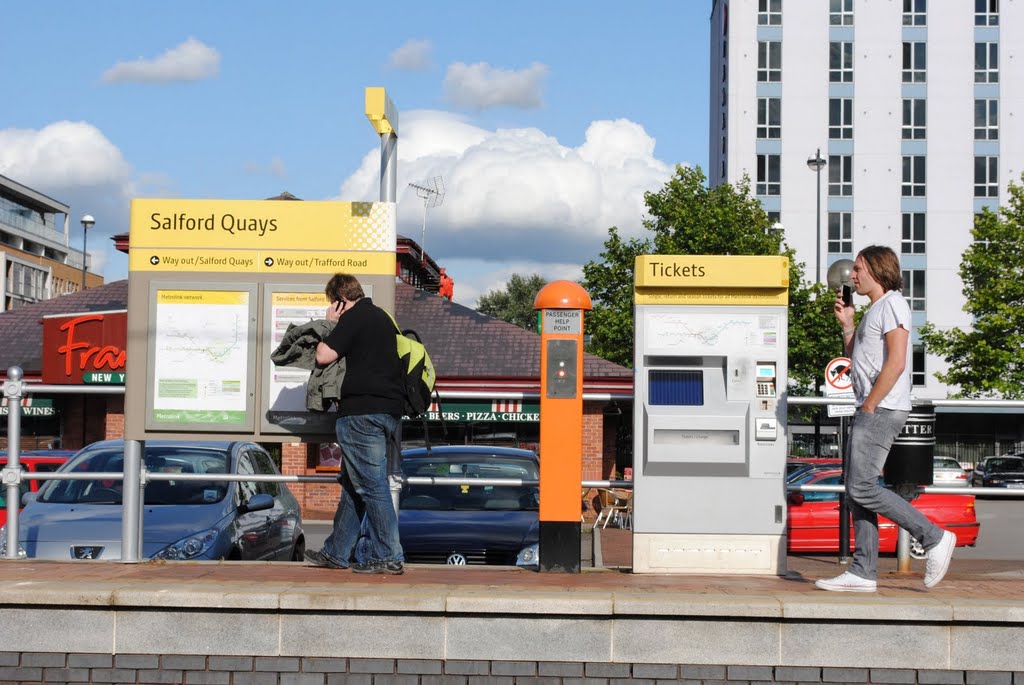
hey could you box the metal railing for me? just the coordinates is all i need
[5,365,1024,565]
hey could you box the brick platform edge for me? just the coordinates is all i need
[1,654,1021,685]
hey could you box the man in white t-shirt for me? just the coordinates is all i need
[815,245,956,592]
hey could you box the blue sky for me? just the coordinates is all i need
[1,1,711,306]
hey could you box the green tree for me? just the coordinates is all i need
[919,174,1024,398]
[582,165,837,391]
[476,273,548,331]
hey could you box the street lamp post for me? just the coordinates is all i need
[806,149,827,283]
[80,214,95,291]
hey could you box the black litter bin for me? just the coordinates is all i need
[883,404,935,487]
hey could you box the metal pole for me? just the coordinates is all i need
[420,199,428,267]
[896,528,912,573]
[3,367,24,559]
[815,148,822,285]
[120,439,144,562]
[380,133,397,203]
[81,227,88,291]
[378,129,402,514]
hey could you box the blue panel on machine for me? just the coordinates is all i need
[649,370,703,406]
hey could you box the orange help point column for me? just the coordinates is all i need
[533,281,592,573]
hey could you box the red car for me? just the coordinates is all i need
[0,452,73,527]
[787,469,980,558]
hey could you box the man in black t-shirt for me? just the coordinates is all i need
[303,274,405,575]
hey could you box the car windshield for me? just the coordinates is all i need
[39,446,230,505]
[400,456,539,511]
[987,457,1024,473]
[934,457,962,469]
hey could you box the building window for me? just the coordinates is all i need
[975,0,998,26]
[758,0,782,25]
[830,0,853,25]
[974,156,998,197]
[902,0,926,25]
[767,211,781,226]
[902,213,926,254]
[758,41,782,82]
[902,269,926,312]
[829,98,853,139]
[757,97,781,139]
[829,42,853,83]
[902,156,926,197]
[975,42,998,83]
[902,99,926,140]
[828,212,853,253]
[912,345,926,386]
[902,42,926,83]
[757,154,781,195]
[828,155,853,197]
[974,98,998,140]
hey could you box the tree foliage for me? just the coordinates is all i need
[919,174,1024,398]
[582,165,838,392]
[476,273,548,331]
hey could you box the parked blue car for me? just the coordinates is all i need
[398,445,539,567]
[3,440,304,562]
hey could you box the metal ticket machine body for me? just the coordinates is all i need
[632,255,790,575]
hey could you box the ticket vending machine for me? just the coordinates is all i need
[632,255,790,575]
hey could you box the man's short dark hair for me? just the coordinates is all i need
[325,273,365,303]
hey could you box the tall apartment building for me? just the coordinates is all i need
[709,0,1022,403]
[1,174,100,312]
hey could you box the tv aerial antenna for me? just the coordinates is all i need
[408,176,445,265]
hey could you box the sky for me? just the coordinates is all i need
[1,1,712,307]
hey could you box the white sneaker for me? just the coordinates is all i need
[815,571,877,593]
[924,530,956,588]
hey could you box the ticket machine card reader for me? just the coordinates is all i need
[755,363,777,398]
[754,363,778,441]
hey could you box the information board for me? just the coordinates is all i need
[145,283,258,431]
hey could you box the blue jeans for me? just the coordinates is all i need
[321,414,404,565]
[846,408,942,580]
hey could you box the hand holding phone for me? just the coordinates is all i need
[842,285,853,307]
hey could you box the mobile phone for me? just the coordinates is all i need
[842,285,853,307]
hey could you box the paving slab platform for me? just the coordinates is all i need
[1,534,1023,674]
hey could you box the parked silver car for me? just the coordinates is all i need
[932,456,969,488]
[1,440,304,562]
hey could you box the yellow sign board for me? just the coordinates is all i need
[635,255,789,289]
[634,255,789,306]
[365,87,399,136]
[129,199,396,274]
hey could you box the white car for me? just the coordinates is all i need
[932,456,969,488]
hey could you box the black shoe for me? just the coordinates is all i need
[304,549,348,569]
[351,559,405,575]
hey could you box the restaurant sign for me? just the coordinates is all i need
[421,400,540,423]
[0,398,56,417]
[42,310,128,385]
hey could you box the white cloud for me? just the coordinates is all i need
[335,110,675,307]
[0,120,137,282]
[389,39,433,71]
[444,62,548,110]
[102,38,220,84]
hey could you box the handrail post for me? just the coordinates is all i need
[120,439,145,562]
[3,367,24,559]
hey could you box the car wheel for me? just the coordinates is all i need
[291,538,306,562]
[909,536,927,560]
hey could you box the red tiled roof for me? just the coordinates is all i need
[0,281,632,392]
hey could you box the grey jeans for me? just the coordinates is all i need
[846,407,943,580]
